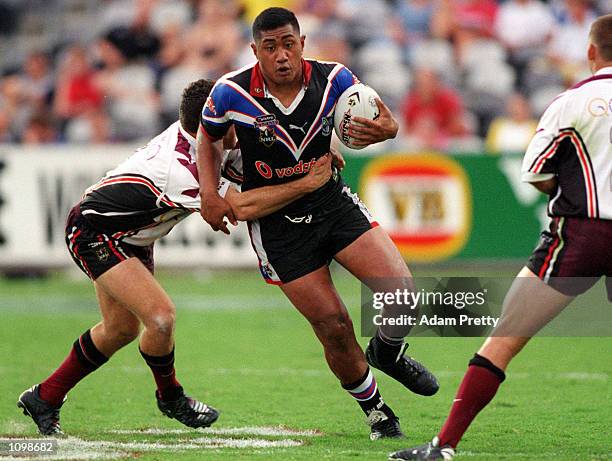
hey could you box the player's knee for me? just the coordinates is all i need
[312,312,354,350]
[144,304,176,337]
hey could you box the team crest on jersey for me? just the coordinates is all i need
[321,116,333,136]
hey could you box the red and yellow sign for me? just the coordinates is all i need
[361,154,472,262]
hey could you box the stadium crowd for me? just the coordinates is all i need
[0,0,609,152]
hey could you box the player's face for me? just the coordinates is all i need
[252,25,305,87]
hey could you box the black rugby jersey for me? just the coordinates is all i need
[201,59,358,215]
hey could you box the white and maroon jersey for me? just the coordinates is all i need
[522,66,612,220]
[80,121,243,246]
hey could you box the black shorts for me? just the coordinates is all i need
[527,217,612,297]
[248,184,377,284]
[65,204,154,280]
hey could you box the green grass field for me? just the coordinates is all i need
[0,267,610,460]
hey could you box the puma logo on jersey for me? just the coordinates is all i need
[289,121,309,135]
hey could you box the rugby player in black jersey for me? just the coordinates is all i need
[17,79,334,436]
[197,8,439,440]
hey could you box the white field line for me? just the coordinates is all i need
[109,426,321,437]
[0,435,304,461]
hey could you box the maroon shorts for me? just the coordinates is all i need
[65,204,154,280]
[527,217,612,297]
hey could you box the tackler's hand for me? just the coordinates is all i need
[200,192,237,234]
[303,153,333,192]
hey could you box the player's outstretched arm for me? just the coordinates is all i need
[197,125,237,234]
[225,154,333,221]
[348,98,399,147]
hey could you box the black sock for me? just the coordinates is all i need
[372,331,404,365]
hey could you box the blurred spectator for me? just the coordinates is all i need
[0,1,20,35]
[495,0,555,90]
[337,0,392,49]
[548,0,597,84]
[183,0,242,76]
[400,68,469,150]
[22,111,59,144]
[485,93,538,154]
[432,0,499,64]
[54,45,104,120]
[0,109,13,142]
[0,74,32,139]
[21,52,54,110]
[93,37,159,141]
[65,108,114,144]
[391,0,434,62]
[102,0,161,62]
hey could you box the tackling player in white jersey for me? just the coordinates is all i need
[17,79,333,436]
[390,13,612,461]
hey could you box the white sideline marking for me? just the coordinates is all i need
[109,425,321,437]
[1,435,304,460]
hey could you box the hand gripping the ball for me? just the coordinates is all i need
[348,97,399,147]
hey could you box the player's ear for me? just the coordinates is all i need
[250,41,258,59]
[587,42,596,62]
[300,35,305,51]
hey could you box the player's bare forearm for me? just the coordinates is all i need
[196,125,223,196]
[530,177,558,195]
[226,154,333,221]
[196,125,237,232]
[225,181,308,221]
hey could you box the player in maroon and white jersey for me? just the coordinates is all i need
[391,14,612,461]
[17,79,333,436]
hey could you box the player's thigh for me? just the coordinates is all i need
[94,282,141,338]
[493,266,574,338]
[334,226,412,288]
[280,265,351,328]
[94,257,175,326]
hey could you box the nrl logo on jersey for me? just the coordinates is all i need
[255,114,278,147]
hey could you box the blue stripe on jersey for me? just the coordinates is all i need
[332,66,358,100]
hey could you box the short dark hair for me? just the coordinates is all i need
[179,79,215,134]
[252,7,300,41]
[590,14,612,61]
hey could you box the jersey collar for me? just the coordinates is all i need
[595,66,612,75]
[178,122,197,148]
[249,59,312,97]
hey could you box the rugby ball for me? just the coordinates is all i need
[334,83,380,150]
